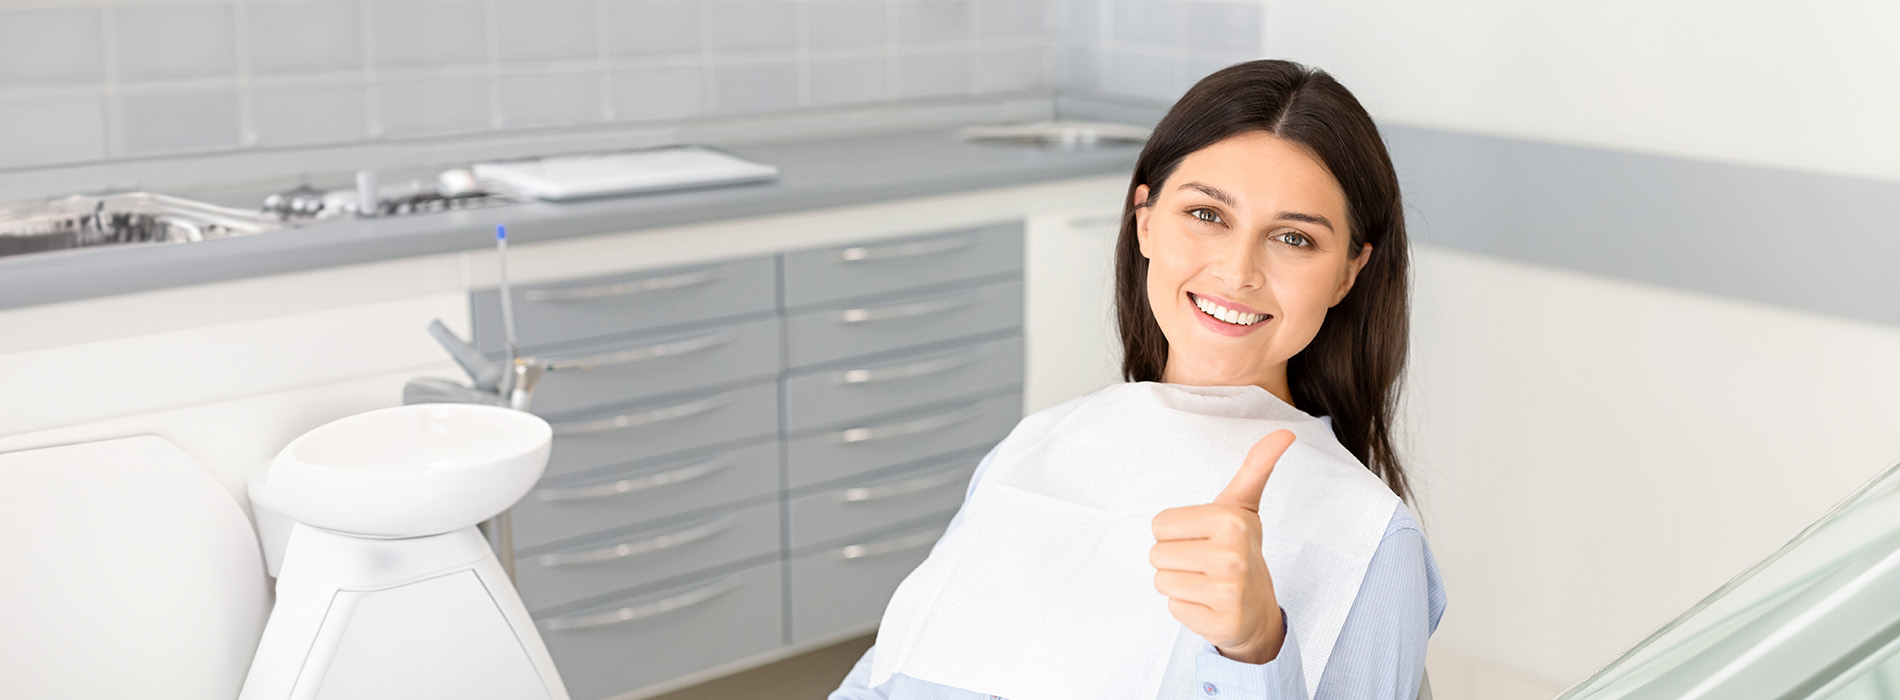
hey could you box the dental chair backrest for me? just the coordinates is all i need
[0,436,270,700]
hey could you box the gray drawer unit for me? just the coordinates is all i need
[788,451,978,552]
[786,391,1020,490]
[525,316,780,417]
[543,380,778,477]
[787,518,951,645]
[783,280,1024,368]
[538,560,783,700]
[512,438,780,551]
[472,255,776,354]
[780,222,1024,309]
[782,334,1024,433]
[514,498,781,613]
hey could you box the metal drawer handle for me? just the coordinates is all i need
[537,575,742,632]
[534,453,740,503]
[836,233,980,262]
[836,525,949,561]
[523,266,730,302]
[837,464,970,503]
[543,328,739,371]
[835,346,990,385]
[833,403,986,444]
[835,290,984,324]
[552,391,735,435]
[532,515,737,568]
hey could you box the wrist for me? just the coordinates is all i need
[1216,607,1287,665]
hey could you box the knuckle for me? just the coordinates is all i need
[1216,552,1247,576]
[1152,508,1179,529]
[1218,510,1254,534]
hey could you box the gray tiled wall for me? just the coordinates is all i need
[1058,0,1262,102]
[0,0,1263,171]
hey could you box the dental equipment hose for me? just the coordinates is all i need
[491,224,521,583]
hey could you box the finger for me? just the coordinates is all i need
[1153,504,1260,542]
[1213,429,1295,511]
[1166,597,1220,634]
[1150,539,1246,577]
[1153,504,1230,541]
[1154,569,1215,605]
[1151,505,1203,541]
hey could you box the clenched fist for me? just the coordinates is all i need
[1149,429,1294,664]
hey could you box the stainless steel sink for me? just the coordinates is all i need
[0,192,280,258]
[956,120,1150,150]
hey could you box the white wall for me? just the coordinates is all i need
[1404,247,1900,696]
[1259,2,1900,696]
[1265,0,1900,182]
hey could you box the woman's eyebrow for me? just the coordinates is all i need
[1278,211,1335,232]
[1177,182,1238,208]
[1177,181,1335,232]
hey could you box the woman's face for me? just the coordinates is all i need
[1133,130,1371,397]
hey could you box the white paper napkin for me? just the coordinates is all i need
[871,382,1399,700]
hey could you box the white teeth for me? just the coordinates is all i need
[1193,294,1265,326]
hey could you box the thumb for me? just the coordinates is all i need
[1213,429,1295,511]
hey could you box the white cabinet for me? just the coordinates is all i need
[1023,209,1125,414]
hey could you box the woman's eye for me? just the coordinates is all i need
[1275,231,1312,247]
[1189,208,1222,224]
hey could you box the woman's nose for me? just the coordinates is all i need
[1209,237,1266,289]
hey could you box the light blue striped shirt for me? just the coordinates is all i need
[828,416,1446,700]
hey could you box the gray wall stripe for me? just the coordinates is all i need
[1384,125,1900,327]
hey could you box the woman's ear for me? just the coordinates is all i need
[1132,184,1153,259]
[1331,242,1373,307]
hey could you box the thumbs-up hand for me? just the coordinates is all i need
[1149,429,1295,664]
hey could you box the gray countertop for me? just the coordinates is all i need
[10,112,1891,330]
[0,126,1140,310]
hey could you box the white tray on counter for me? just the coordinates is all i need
[473,146,779,201]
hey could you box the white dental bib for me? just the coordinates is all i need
[870,382,1400,700]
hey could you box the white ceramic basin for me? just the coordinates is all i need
[257,403,552,538]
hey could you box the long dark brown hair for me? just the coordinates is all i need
[1115,59,1413,501]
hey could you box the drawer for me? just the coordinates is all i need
[524,316,780,417]
[788,450,978,551]
[472,255,776,354]
[512,438,780,551]
[788,518,951,645]
[784,279,1024,368]
[783,334,1023,433]
[544,380,777,477]
[786,391,1019,490]
[538,560,783,700]
[514,498,780,613]
[781,222,1024,309]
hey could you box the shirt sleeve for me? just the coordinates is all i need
[1188,503,1442,700]
[1192,609,1307,698]
[827,445,1003,699]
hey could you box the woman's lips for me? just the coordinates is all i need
[1187,292,1270,336]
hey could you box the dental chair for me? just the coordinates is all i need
[0,403,569,700]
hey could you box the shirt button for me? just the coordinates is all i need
[1203,682,1220,696]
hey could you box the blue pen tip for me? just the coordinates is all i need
[496,224,507,240]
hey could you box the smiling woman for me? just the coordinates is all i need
[831,60,1440,700]
[1118,62,1414,503]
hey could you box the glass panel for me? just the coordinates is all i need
[1559,458,1900,700]
[1820,650,1900,700]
